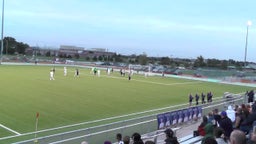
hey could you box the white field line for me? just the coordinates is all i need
[0,93,243,141]
[0,66,248,140]
[0,102,188,141]
[17,96,245,144]
[0,124,21,135]
[47,119,156,144]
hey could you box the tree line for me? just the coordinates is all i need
[1,37,29,55]
[1,36,251,70]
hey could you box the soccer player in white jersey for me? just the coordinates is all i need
[64,67,67,76]
[50,70,55,80]
[107,68,111,75]
[97,69,100,77]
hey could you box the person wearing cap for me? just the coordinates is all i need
[164,128,179,144]
[219,111,233,139]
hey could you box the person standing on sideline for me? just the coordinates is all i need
[50,70,55,80]
[201,92,205,104]
[195,93,199,105]
[189,93,193,106]
[64,67,67,76]
[209,91,213,103]
[74,68,79,77]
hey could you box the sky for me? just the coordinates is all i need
[3,0,256,62]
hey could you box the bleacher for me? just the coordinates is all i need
[139,92,245,144]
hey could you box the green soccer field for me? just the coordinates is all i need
[0,65,253,141]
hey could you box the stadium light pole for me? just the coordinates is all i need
[244,20,252,69]
[0,0,4,65]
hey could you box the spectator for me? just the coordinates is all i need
[234,108,245,129]
[145,140,155,144]
[251,101,256,113]
[240,109,256,134]
[247,104,252,113]
[247,130,256,144]
[201,123,214,144]
[202,137,217,144]
[123,136,130,144]
[116,133,124,144]
[164,128,179,144]
[198,116,208,136]
[234,105,239,112]
[132,132,144,144]
[219,111,233,139]
[229,130,246,144]
[208,112,215,124]
[241,104,250,118]
[104,141,112,144]
[226,105,236,123]
[213,109,221,127]
[214,127,227,144]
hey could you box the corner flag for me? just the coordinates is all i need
[34,112,39,144]
[36,112,39,118]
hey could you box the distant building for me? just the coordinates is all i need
[26,45,115,60]
[59,45,84,57]
[25,46,58,57]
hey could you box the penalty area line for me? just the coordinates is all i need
[0,124,21,135]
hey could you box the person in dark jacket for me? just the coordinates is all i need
[201,92,206,104]
[189,93,193,106]
[195,93,199,105]
[240,111,256,134]
[132,132,144,144]
[164,128,179,144]
[248,90,255,103]
[213,109,221,127]
[219,111,233,139]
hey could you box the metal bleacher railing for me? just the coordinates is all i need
[5,93,245,144]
